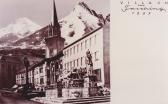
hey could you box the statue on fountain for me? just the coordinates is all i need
[83,50,98,97]
[86,49,93,75]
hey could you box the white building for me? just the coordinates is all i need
[57,22,110,98]
[16,60,47,91]
[62,26,106,86]
[33,65,46,91]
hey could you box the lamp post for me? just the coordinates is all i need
[23,57,30,85]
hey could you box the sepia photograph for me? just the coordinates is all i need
[0,0,110,104]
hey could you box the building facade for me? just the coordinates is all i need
[16,59,47,91]
[62,27,106,86]
[58,22,110,98]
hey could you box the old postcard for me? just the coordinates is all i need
[0,0,110,104]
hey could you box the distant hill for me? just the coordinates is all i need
[0,48,45,58]
[0,17,41,48]
[0,2,108,50]
[13,1,107,48]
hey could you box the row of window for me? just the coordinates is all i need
[16,67,44,78]
[64,51,99,70]
[16,74,25,79]
[16,79,26,84]
[31,77,44,85]
[64,35,97,58]
[64,56,85,70]
[16,72,44,80]
[16,77,44,85]
[16,77,38,84]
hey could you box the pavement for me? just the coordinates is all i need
[0,93,42,104]
[0,92,111,104]
[31,96,111,104]
[92,102,111,104]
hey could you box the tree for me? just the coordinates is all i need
[23,57,30,85]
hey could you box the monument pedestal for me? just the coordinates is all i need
[46,89,58,98]
[62,88,69,98]
[83,74,97,97]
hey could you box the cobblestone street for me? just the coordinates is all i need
[0,93,42,104]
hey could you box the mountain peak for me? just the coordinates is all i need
[73,1,95,16]
[12,17,41,35]
[0,17,41,37]
[76,1,105,20]
[16,17,31,21]
[0,17,42,48]
[0,2,107,50]
[58,1,106,45]
[78,2,91,12]
[16,17,33,24]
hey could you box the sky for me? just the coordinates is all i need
[0,0,110,28]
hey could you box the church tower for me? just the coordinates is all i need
[45,0,65,58]
[52,0,61,36]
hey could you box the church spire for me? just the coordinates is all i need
[53,0,60,29]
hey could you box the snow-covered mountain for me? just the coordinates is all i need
[59,1,105,44]
[0,2,108,49]
[0,17,41,47]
